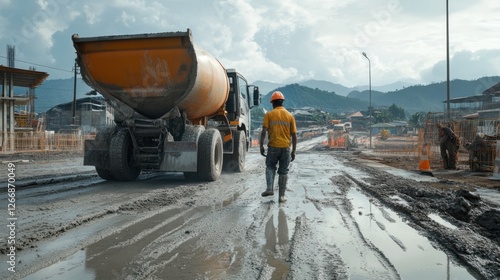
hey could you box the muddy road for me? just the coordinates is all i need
[1,136,499,280]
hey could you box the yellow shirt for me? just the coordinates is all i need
[263,106,297,148]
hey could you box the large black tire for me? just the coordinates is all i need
[198,128,223,181]
[224,130,246,172]
[181,125,205,180]
[96,167,114,180]
[93,126,118,180]
[109,128,141,181]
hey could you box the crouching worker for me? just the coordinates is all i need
[260,91,297,203]
[437,123,460,170]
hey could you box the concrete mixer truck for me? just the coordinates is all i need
[72,29,260,181]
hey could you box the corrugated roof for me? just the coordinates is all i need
[0,65,49,88]
[483,82,500,95]
[371,123,396,128]
[348,111,364,118]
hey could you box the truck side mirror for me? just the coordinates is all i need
[252,86,261,107]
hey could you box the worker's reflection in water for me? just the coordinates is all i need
[277,208,289,246]
[263,207,290,278]
[264,207,289,248]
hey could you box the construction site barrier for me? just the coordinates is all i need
[489,141,500,180]
[0,132,95,153]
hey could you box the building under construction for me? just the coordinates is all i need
[0,60,49,152]
[0,45,110,153]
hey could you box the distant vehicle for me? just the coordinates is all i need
[344,122,352,131]
[333,123,347,133]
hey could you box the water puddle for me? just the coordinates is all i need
[23,250,94,280]
[347,188,477,280]
[428,213,458,230]
[362,161,438,182]
[475,188,500,208]
[20,191,247,280]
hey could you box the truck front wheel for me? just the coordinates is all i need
[224,130,246,172]
[198,128,223,181]
[110,128,141,181]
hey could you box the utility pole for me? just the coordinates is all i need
[73,60,78,126]
[362,52,372,149]
[446,0,450,121]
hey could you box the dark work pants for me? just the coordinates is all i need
[266,146,291,175]
[440,141,457,169]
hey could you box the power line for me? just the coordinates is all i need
[0,55,73,73]
[39,87,90,94]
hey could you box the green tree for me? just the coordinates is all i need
[373,104,406,124]
[409,111,425,128]
[374,110,392,123]
[388,103,405,120]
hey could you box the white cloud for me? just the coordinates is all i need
[120,11,136,26]
[83,3,104,25]
[421,49,500,84]
[0,0,498,87]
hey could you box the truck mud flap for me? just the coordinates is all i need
[83,139,109,168]
[160,141,198,172]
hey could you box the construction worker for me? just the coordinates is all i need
[437,123,460,169]
[260,91,297,203]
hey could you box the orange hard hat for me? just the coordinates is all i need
[270,91,285,103]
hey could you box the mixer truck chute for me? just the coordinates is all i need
[72,29,260,181]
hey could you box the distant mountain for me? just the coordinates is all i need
[29,75,500,117]
[360,81,415,94]
[259,83,369,114]
[252,80,284,96]
[255,79,415,97]
[298,80,352,96]
[348,76,500,114]
[346,90,386,104]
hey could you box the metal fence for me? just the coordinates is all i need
[0,132,95,153]
[367,114,500,172]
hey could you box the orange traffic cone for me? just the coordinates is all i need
[419,143,431,171]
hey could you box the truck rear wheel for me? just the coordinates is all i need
[181,125,205,180]
[198,128,223,181]
[96,167,114,180]
[110,127,141,181]
[224,130,246,172]
[93,126,118,180]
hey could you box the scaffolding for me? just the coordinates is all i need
[0,65,49,153]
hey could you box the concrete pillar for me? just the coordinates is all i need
[9,74,14,151]
[1,73,6,151]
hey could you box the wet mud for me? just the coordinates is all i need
[0,136,498,279]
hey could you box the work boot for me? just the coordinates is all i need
[278,175,288,203]
[261,168,275,197]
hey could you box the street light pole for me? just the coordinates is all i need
[446,0,450,121]
[362,52,372,149]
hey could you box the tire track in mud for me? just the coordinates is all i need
[6,137,497,279]
[287,214,348,280]
[326,174,401,280]
[340,156,498,280]
[0,173,197,255]
[306,172,401,279]
[282,153,400,279]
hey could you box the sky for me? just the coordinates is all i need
[0,0,499,87]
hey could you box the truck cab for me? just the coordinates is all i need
[222,69,260,171]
